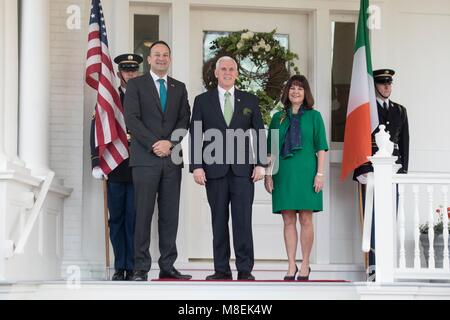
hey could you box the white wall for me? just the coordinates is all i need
[372,0,450,173]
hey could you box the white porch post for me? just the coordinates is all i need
[0,0,7,281]
[369,154,397,283]
[4,0,22,168]
[0,0,8,166]
[19,0,50,176]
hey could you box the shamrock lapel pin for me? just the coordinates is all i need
[243,107,252,116]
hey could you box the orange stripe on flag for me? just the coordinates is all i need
[341,103,372,180]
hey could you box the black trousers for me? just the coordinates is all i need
[205,170,255,274]
[132,161,181,273]
[107,181,136,271]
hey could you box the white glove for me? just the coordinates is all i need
[92,167,107,180]
[356,173,368,185]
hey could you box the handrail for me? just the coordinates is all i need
[12,171,55,255]
[393,173,450,184]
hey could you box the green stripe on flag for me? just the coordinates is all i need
[354,0,373,74]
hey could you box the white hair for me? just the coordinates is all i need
[215,56,238,70]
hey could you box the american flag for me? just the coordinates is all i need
[85,0,128,175]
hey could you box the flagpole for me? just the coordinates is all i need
[103,179,111,280]
[358,183,369,272]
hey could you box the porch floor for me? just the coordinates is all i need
[1,263,450,300]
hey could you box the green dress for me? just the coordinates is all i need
[267,109,328,214]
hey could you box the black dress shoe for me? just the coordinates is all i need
[237,272,255,281]
[159,268,192,280]
[284,265,298,281]
[297,267,311,281]
[111,269,125,281]
[205,272,233,281]
[132,270,148,281]
[125,270,135,281]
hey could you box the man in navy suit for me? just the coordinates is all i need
[189,56,267,280]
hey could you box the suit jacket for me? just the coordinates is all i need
[189,88,267,179]
[90,88,132,182]
[124,74,191,168]
[353,100,409,180]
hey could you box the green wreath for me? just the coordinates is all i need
[203,29,300,125]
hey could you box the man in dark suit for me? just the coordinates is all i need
[124,41,191,281]
[90,53,142,281]
[189,56,267,281]
[353,68,409,280]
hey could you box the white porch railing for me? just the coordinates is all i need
[363,126,450,283]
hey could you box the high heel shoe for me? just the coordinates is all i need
[283,265,298,281]
[297,267,311,281]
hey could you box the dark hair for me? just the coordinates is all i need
[149,41,172,56]
[280,75,314,110]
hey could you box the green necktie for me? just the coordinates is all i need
[224,91,233,126]
[158,79,167,113]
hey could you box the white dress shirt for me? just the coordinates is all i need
[150,70,168,97]
[217,85,235,115]
[377,97,390,109]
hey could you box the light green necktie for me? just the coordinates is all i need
[224,91,233,126]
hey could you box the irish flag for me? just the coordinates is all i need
[341,0,378,180]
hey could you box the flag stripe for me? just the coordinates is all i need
[341,0,378,180]
[85,0,128,176]
[341,103,372,178]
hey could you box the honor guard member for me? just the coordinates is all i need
[90,53,143,281]
[353,68,410,280]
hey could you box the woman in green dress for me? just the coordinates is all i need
[264,75,328,280]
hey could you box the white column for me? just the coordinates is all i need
[0,0,7,167]
[370,154,397,283]
[171,0,190,263]
[112,0,129,56]
[0,0,7,281]
[19,0,50,176]
[170,0,190,84]
[4,0,23,168]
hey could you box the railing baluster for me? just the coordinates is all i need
[413,185,421,269]
[442,186,449,270]
[427,185,435,269]
[398,184,406,269]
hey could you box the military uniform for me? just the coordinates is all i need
[353,100,409,178]
[90,54,143,281]
[353,69,410,280]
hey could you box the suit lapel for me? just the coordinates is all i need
[209,88,228,128]
[229,90,243,128]
[145,73,163,116]
[165,77,176,117]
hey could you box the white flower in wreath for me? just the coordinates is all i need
[237,40,244,49]
[252,45,260,52]
[241,31,254,40]
[259,39,266,46]
[265,44,271,52]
